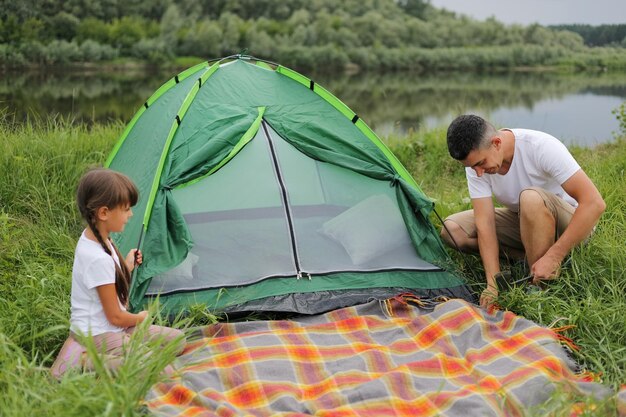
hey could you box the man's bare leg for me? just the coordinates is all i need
[519,189,556,268]
[441,220,525,260]
[441,220,478,253]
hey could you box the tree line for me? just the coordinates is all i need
[550,24,626,47]
[0,0,624,71]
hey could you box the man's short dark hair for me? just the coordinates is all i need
[446,114,492,160]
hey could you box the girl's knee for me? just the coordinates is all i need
[157,325,184,340]
[50,336,87,379]
[170,329,187,355]
[150,325,187,354]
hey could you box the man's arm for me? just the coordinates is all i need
[532,169,605,281]
[472,197,501,307]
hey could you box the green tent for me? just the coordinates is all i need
[106,55,472,315]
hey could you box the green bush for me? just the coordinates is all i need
[275,45,316,70]
[245,27,276,59]
[46,12,80,42]
[17,41,48,65]
[0,44,26,67]
[0,15,22,44]
[79,40,118,62]
[109,16,150,54]
[21,18,46,42]
[45,40,82,64]
[347,47,382,70]
[75,17,111,45]
[308,45,349,70]
[178,19,222,58]
[130,37,172,63]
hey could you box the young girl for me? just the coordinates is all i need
[51,168,186,378]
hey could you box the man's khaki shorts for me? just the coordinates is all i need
[444,187,577,251]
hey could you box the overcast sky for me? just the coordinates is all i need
[429,0,626,26]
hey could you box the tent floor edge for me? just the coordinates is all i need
[142,270,475,316]
[219,285,476,316]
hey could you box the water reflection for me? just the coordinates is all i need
[478,93,623,147]
[1,68,624,146]
[314,71,626,146]
[0,67,168,123]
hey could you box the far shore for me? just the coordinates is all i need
[1,57,624,76]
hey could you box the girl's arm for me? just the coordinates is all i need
[96,284,147,328]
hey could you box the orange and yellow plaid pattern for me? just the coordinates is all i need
[145,298,605,416]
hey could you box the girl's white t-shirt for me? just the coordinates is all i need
[466,128,580,212]
[70,231,126,336]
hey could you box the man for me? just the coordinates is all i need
[441,115,605,308]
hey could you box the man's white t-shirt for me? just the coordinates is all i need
[70,231,126,336]
[466,129,581,212]
[465,129,580,212]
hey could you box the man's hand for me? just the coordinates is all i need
[531,251,561,284]
[480,285,498,308]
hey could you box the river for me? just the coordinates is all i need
[1,67,624,147]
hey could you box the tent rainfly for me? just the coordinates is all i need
[106,55,473,315]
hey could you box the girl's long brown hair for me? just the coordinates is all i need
[76,168,138,306]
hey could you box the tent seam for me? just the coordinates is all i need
[141,65,215,228]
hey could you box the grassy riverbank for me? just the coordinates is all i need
[0,117,624,415]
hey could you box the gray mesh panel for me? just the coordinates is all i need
[147,129,295,294]
[268,127,439,275]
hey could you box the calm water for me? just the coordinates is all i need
[1,68,624,147]
[423,92,624,147]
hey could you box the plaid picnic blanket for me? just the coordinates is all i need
[146,297,613,416]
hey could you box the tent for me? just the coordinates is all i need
[106,55,472,315]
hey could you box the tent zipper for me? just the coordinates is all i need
[261,120,306,280]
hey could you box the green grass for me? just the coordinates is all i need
[1,116,624,416]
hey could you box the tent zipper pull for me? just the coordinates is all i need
[306,272,312,281]
[297,271,302,280]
